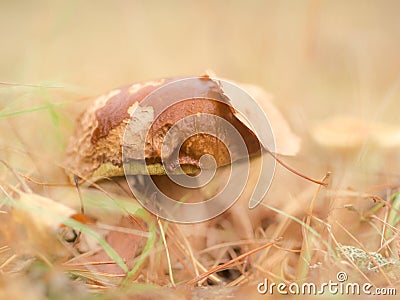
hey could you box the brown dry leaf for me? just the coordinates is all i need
[70,216,145,276]
[235,82,301,156]
[209,71,300,157]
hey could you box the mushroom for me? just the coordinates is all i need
[65,75,301,247]
[65,76,263,182]
[311,114,400,186]
[312,114,400,153]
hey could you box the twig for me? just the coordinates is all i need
[158,219,175,287]
[267,151,329,186]
[171,224,201,279]
[0,159,32,193]
[0,254,17,270]
[186,238,281,286]
[166,228,221,285]
[17,173,73,187]
[74,175,84,215]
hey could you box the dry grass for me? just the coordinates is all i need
[1,1,400,299]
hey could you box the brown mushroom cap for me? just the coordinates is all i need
[65,76,262,182]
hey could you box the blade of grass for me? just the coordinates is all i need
[260,202,320,237]
[122,218,157,285]
[0,81,64,88]
[296,173,329,282]
[0,103,66,118]
[385,192,400,257]
[63,218,128,273]
[260,201,336,259]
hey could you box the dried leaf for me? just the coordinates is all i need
[237,83,301,156]
[70,216,145,276]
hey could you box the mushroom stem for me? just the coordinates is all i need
[266,150,328,187]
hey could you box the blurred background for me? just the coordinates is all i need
[1,0,400,196]
[1,1,400,297]
[2,0,400,187]
[1,0,400,121]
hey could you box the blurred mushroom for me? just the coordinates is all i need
[312,115,370,152]
[312,114,400,152]
[311,114,400,184]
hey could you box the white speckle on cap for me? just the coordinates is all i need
[94,89,121,108]
[128,79,165,94]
